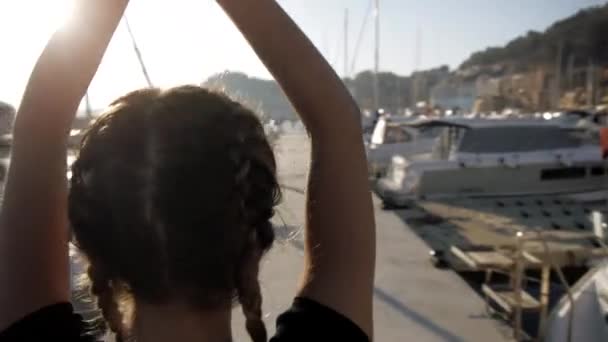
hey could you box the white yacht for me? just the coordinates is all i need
[377,119,608,206]
[546,260,608,342]
[366,116,441,178]
[554,110,608,128]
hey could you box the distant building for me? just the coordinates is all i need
[499,69,551,110]
[476,75,502,98]
[430,81,477,112]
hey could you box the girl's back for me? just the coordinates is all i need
[0,1,375,341]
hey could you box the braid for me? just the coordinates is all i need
[67,86,282,342]
[87,264,125,342]
[237,244,268,342]
[233,146,277,342]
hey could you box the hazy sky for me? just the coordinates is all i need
[0,0,605,109]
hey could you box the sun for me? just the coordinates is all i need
[0,0,77,106]
[35,0,76,32]
[1,0,75,37]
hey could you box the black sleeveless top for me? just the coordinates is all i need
[0,297,369,341]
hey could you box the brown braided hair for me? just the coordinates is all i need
[87,264,125,341]
[68,86,280,342]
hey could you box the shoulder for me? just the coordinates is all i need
[0,303,99,342]
[271,297,370,342]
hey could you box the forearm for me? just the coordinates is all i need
[6,0,128,240]
[219,0,376,336]
[216,0,375,260]
[0,0,128,329]
[216,0,362,138]
[14,0,128,141]
[7,0,129,240]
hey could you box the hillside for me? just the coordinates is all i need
[461,5,608,71]
[203,72,297,122]
[195,5,608,116]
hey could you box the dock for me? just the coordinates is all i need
[381,189,608,340]
[229,134,512,341]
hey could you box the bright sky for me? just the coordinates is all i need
[0,0,605,110]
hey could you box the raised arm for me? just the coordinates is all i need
[217,0,376,337]
[0,0,128,330]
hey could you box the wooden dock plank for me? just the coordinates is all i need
[482,284,541,314]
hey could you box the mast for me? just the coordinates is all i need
[412,27,422,106]
[566,54,575,89]
[84,92,92,118]
[350,0,373,76]
[373,0,380,109]
[587,58,596,108]
[124,15,153,88]
[322,30,329,65]
[414,27,422,72]
[344,9,349,79]
[553,41,563,108]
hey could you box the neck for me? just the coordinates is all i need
[132,300,232,342]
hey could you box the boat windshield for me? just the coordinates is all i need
[432,126,465,159]
[458,126,584,154]
[418,126,444,139]
[371,119,415,145]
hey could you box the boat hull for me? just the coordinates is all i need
[377,160,608,205]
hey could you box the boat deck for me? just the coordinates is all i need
[399,195,608,271]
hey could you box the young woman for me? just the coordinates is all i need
[0,0,375,341]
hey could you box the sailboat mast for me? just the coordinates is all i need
[553,41,563,109]
[587,58,595,108]
[124,16,153,88]
[84,92,92,118]
[373,0,380,109]
[412,27,421,106]
[344,9,349,79]
[350,0,373,76]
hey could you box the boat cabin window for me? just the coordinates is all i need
[432,126,466,159]
[540,167,586,180]
[418,126,444,139]
[590,166,606,176]
[593,112,608,125]
[458,126,583,153]
[384,126,412,144]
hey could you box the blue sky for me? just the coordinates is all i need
[0,0,605,108]
[285,0,606,75]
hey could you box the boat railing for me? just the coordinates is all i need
[476,228,608,342]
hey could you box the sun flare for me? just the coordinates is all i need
[4,0,75,38]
